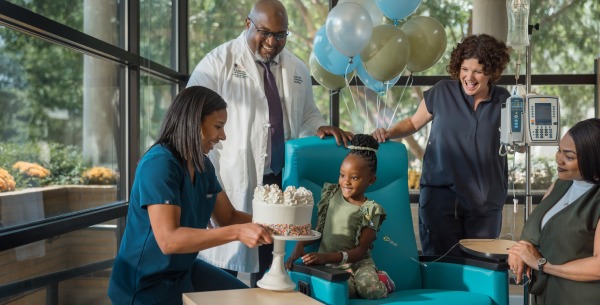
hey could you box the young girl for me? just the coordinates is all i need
[285,134,394,299]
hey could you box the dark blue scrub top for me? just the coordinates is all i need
[421,80,510,213]
[108,145,221,305]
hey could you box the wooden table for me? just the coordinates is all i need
[183,288,324,305]
[459,239,517,259]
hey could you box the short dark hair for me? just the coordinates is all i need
[348,134,379,174]
[568,118,600,184]
[152,86,227,172]
[446,34,510,84]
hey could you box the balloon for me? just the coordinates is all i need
[375,0,421,21]
[357,60,401,94]
[309,52,354,90]
[339,0,385,26]
[313,26,359,76]
[326,2,373,58]
[401,16,447,73]
[360,24,410,82]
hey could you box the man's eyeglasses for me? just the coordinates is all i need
[247,18,289,41]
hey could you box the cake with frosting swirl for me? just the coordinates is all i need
[252,184,314,236]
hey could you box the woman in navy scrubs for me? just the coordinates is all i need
[108,86,273,305]
[372,34,511,256]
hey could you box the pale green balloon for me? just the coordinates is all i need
[309,52,354,90]
[338,0,385,26]
[400,16,447,73]
[360,24,410,82]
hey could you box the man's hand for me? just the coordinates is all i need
[316,126,353,147]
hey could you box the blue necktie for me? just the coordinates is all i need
[260,62,284,175]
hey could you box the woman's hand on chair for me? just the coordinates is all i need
[371,127,390,143]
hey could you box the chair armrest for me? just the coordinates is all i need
[290,263,351,282]
[419,256,509,305]
[420,255,509,271]
[289,263,350,305]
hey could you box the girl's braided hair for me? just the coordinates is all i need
[348,134,379,174]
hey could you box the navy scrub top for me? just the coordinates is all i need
[421,80,510,213]
[108,144,221,305]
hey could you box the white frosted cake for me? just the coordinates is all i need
[252,184,314,236]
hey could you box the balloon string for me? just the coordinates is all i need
[376,92,383,130]
[343,60,361,132]
[340,89,353,131]
[375,81,395,128]
[387,74,413,130]
[383,81,393,129]
[364,85,369,133]
[375,87,381,129]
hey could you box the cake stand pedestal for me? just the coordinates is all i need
[257,230,321,291]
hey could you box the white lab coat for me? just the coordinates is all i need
[187,32,326,273]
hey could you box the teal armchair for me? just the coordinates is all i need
[282,136,509,305]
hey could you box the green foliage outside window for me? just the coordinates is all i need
[0,142,87,190]
[509,156,558,190]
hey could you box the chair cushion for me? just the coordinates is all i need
[348,289,493,305]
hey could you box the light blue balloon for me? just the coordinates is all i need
[375,0,422,21]
[357,60,400,94]
[313,26,359,76]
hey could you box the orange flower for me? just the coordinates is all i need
[0,168,17,192]
[12,161,50,179]
[82,167,118,185]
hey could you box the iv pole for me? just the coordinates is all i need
[524,23,539,221]
[524,21,539,305]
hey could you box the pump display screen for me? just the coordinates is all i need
[535,103,552,125]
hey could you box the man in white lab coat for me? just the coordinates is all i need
[187,0,351,287]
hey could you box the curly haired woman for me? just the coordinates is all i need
[372,34,511,256]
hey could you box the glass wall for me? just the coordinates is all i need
[6,0,123,47]
[1,0,183,303]
[0,27,123,229]
[185,0,598,204]
[140,0,176,69]
[140,73,177,151]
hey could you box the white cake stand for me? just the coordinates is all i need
[257,230,321,291]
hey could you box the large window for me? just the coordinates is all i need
[141,0,176,69]
[140,73,177,151]
[188,1,599,171]
[0,27,123,229]
[1,0,184,303]
[6,0,123,47]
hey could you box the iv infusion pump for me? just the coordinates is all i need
[500,94,560,147]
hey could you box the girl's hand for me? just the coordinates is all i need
[285,243,305,270]
[301,252,326,265]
